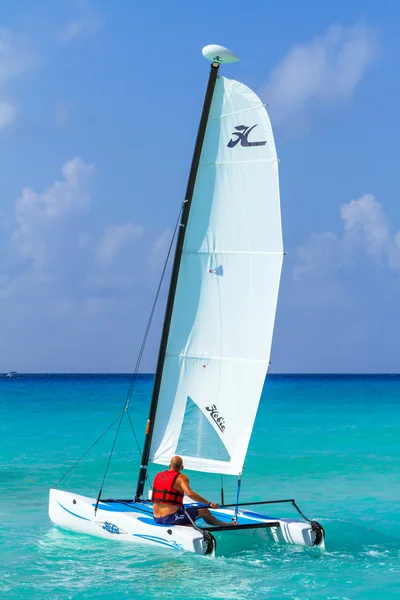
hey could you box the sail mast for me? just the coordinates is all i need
[135,61,220,499]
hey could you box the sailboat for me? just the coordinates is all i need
[49,45,325,555]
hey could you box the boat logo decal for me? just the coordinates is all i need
[205,404,226,432]
[227,125,266,148]
[96,521,127,534]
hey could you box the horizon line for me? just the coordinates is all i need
[2,372,400,376]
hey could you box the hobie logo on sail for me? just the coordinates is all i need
[205,405,226,432]
[227,125,266,148]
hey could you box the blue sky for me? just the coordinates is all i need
[0,0,399,373]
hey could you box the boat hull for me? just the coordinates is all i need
[49,489,211,554]
[49,489,323,554]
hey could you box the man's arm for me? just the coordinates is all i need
[177,474,219,508]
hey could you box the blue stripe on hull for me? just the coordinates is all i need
[58,501,90,521]
[133,534,183,550]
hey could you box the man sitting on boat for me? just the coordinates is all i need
[152,455,237,527]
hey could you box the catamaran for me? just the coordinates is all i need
[49,45,325,555]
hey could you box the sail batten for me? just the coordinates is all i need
[184,250,282,255]
[210,104,266,120]
[167,354,270,364]
[201,159,277,165]
[149,75,283,476]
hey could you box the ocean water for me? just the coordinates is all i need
[1,374,399,599]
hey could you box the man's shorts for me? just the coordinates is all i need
[153,506,199,526]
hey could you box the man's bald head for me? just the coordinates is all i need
[170,456,183,471]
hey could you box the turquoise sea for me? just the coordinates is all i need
[1,374,399,599]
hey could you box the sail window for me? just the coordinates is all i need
[176,396,230,461]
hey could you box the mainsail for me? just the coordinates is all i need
[147,75,283,476]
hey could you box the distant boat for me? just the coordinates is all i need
[5,372,19,378]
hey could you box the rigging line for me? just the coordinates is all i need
[126,411,143,455]
[94,207,182,513]
[53,414,121,488]
[94,406,126,514]
[123,206,183,413]
[127,411,151,488]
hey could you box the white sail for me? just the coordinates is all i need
[149,76,283,476]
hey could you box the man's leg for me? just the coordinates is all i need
[198,508,237,526]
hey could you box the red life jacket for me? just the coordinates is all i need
[151,470,184,506]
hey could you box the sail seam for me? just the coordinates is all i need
[153,454,231,466]
[183,250,283,255]
[209,104,266,120]
[167,354,270,363]
[200,158,277,165]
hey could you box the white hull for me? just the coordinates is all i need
[49,489,324,555]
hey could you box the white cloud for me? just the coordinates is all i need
[60,2,104,43]
[97,222,143,263]
[55,100,74,128]
[341,194,388,248]
[0,29,32,84]
[0,29,35,128]
[7,157,146,295]
[265,23,377,132]
[151,228,171,258]
[0,158,168,372]
[0,101,16,128]
[16,156,95,226]
[147,228,174,282]
[294,194,400,281]
[13,157,95,269]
